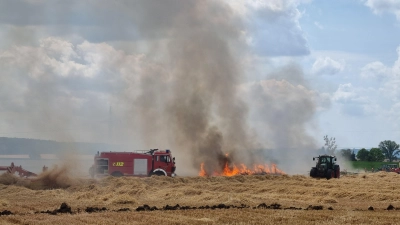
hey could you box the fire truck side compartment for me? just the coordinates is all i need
[134,158,148,175]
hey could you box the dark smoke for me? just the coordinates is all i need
[126,0,259,174]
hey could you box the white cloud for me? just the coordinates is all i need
[0,36,158,108]
[362,45,400,100]
[311,57,345,75]
[0,37,168,142]
[361,61,390,78]
[225,0,311,56]
[0,37,154,81]
[314,21,324,29]
[394,46,400,74]
[380,76,400,101]
[226,0,312,15]
[332,83,379,116]
[365,0,400,20]
[332,83,359,103]
[245,0,312,11]
[328,45,400,119]
[0,0,312,57]
[1,38,94,79]
[387,102,400,126]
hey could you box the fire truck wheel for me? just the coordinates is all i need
[111,171,123,177]
[153,171,165,176]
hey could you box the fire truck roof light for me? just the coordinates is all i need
[166,149,170,153]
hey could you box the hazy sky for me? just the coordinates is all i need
[0,0,399,152]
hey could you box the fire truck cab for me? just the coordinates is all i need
[90,149,176,178]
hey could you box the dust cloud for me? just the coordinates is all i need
[0,163,80,190]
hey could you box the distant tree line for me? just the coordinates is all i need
[356,140,400,162]
[356,148,385,162]
[321,136,400,162]
[0,137,114,157]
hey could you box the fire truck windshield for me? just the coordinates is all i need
[160,155,171,163]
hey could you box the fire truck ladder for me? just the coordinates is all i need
[133,149,159,155]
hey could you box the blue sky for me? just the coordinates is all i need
[297,0,400,148]
[301,0,399,60]
[0,0,399,156]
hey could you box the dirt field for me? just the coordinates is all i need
[1,171,400,225]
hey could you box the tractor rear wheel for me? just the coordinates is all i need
[326,169,334,180]
[334,165,340,178]
[310,167,317,178]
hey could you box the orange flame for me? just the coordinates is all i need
[199,162,285,177]
[199,163,207,176]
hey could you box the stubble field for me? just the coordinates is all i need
[0,169,400,225]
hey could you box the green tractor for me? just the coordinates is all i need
[310,155,340,179]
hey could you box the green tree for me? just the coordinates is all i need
[369,148,385,162]
[357,148,369,161]
[379,140,400,162]
[340,149,352,160]
[351,150,357,161]
[324,135,337,155]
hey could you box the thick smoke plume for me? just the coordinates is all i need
[121,1,320,174]
[0,0,321,175]
[128,0,258,174]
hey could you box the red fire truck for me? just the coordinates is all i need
[90,149,176,178]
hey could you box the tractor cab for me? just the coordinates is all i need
[316,155,335,168]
